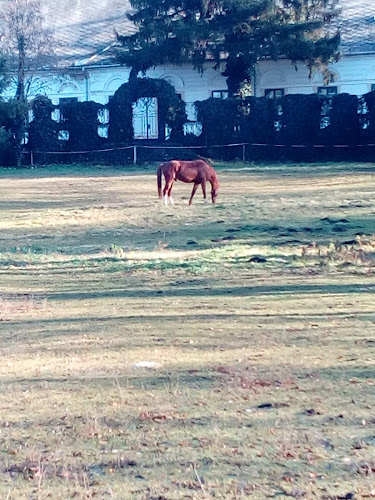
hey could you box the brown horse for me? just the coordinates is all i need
[157,159,219,206]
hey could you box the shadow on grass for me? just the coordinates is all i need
[2,307,375,332]
[17,281,374,302]
[318,365,375,381]
[0,199,372,254]
[0,370,217,393]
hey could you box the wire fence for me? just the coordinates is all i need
[22,141,375,166]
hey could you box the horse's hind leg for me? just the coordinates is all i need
[163,178,174,206]
[189,183,199,205]
[167,185,174,205]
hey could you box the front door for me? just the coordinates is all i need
[132,97,159,139]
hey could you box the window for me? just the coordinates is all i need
[51,109,61,122]
[132,97,159,140]
[59,97,78,121]
[98,125,109,138]
[58,130,69,141]
[318,86,337,96]
[212,90,229,99]
[265,88,284,99]
[59,97,78,105]
[98,108,109,124]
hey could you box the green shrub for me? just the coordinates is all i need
[29,95,60,152]
[363,90,375,144]
[0,99,28,166]
[108,77,186,144]
[279,94,321,145]
[328,93,361,145]
[61,100,104,150]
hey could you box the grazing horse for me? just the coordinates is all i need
[157,159,219,206]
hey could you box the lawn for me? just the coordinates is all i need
[0,162,374,499]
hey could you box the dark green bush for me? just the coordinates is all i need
[29,95,60,152]
[0,99,28,166]
[247,97,278,144]
[327,93,361,145]
[363,90,375,144]
[195,98,241,145]
[279,94,322,145]
[61,100,104,151]
[108,77,186,144]
[16,88,375,164]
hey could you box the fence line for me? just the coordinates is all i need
[23,141,375,166]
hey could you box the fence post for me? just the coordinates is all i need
[242,143,246,163]
[133,145,137,165]
[30,151,34,168]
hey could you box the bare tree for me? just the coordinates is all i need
[0,0,54,101]
[0,0,54,165]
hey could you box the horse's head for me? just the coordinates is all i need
[211,185,219,203]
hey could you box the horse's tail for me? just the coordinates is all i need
[157,164,163,199]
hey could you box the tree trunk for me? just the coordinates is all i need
[15,34,27,167]
[129,67,139,83]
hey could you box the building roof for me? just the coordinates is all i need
[336,0,375,54]
[2,0,375,69]
[40,0,136,66]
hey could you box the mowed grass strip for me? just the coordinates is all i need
[0,163,374,499]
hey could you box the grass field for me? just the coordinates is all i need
[0,162,374,500]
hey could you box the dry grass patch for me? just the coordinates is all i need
[0,163,374,499]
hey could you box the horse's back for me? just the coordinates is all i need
[160,159,216,183]
[181,159,215,179]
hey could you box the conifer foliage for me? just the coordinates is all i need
[116,0,341,94]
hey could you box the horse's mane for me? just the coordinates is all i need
[197,155,215,168]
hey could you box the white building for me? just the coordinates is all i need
[1,0,227,127]
[2,0,375,136]
[256,0,375,99]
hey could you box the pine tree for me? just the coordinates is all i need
[116,0,340,94]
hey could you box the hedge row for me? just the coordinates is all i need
[196,92,375,147]
[2,83,375,165]
[195,92,375,161]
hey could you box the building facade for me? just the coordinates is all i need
[2,0,375,138]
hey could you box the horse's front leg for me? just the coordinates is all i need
[189,183,199,205]
[201,181,207,204]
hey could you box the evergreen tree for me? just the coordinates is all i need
[116,0,340,95]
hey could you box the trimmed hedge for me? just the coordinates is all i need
[279,94,322,145]
[108,77,186,144]
[327,93,361,145]
[4,84,375,166]
[61,100,104,151]
[196,92,375,161]
[0,99,28,166]
[29,95,60,152]
[363,90,375,144]
[195,98,241,145]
